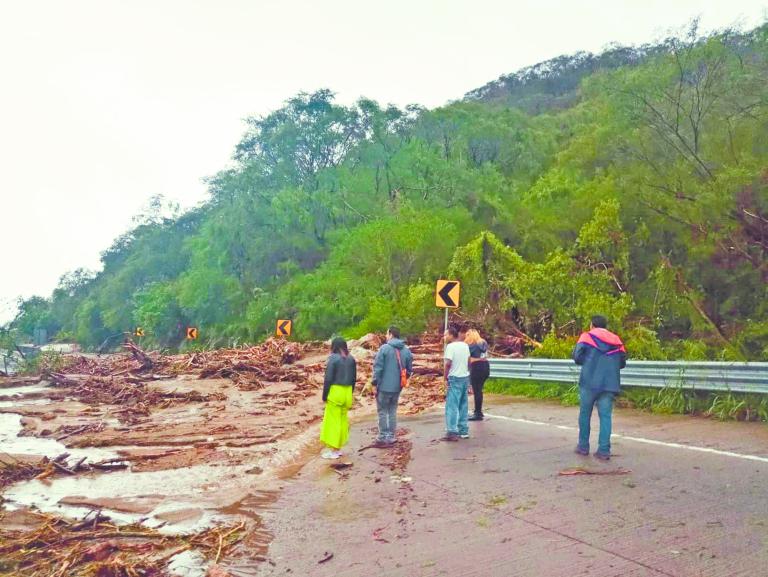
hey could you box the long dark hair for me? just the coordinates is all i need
[331,337,349,356]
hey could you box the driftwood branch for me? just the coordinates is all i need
[124,340,154,371]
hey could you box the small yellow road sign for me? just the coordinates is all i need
[134,327,145,337]
[186,327,198,340]
[435,280,460,308]
[276,320,292,337]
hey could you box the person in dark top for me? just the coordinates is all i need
[572,315,627,461]
[320,337,357,459]
[465,329,490,421]
[372,326,413,448]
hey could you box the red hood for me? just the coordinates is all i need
[587,328,623,346]
[578,328,625,352]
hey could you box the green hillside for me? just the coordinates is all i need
[7,23,768,360]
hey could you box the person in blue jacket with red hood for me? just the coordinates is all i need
[573,315,627,460]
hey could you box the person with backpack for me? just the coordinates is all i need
[320,337,357,459]
[573,315,627,461]
[371,326,413,448]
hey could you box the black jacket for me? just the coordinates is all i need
[323,353,357,401]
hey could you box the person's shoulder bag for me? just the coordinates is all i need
[395,348,408,389]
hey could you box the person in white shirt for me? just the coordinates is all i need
[442,324,471,441]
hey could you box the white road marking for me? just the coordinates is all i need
[484,413,768,464]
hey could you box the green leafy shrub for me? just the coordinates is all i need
[734,320,768,360]
[19,351,67,375]
[623,326,668,360]
[666,339,710,361]
[531,332,577,359]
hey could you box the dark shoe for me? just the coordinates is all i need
[441,434,460,442]
[372,440,393,449]
[468,414,484,421]
[574,446,589,456]
[594,451,611,461]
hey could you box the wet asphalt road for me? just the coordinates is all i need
[254,396,768,577]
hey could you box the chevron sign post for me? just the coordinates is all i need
[435,280,460,308]
[435,280,461,342]
[276,319,292,338]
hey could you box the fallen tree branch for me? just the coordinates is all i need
[52,461,76,475]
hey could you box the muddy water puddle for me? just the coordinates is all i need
[3,461,253,531]
[0,412,117,461]
[1,428,318,577]
[168,550,209,577]
[0,398,49,409]
[2,415,325,531]
[0,382,51,399]
[0,362,351,575]
[0,380,56,409]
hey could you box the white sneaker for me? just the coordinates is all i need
[321,449,337,459]
[460,434,470,439]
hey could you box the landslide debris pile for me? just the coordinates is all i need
[0,332,508,576]
[44,339,317,422]
[0,512,245,577]
[0,454,43,491]
[38,330,511,421]
[2,332,454,487]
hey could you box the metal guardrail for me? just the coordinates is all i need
[488,358,768,394]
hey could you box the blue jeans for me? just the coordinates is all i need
[445,376,469,435]
[578,388,614,455]
[376,390,400,443]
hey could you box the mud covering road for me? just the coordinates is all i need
[0,335,447,576]
[257,397,768,577]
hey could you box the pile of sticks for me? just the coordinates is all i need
[33,452,128,481]
[0,453,44,490]
[45,371,222,423]
[0,512,246,577]
[187,338,312,389]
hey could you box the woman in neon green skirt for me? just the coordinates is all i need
[320,337,357,459]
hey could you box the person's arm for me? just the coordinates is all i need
[351,357,357,391]
[444,344,453,380]
[573,343,588,366]
[405,349,414,378]
[619,351,627,370]
[323,356,336,401]
[373,347,385,387]
[463,343,472,374]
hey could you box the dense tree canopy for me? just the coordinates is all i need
[8,23,768,359]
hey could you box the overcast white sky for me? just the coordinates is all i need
[1,0,766,323]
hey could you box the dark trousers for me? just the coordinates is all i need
[469,360,490,416]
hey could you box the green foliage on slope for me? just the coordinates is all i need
[8,23,768,358]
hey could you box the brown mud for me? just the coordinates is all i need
[0,335,448,576]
